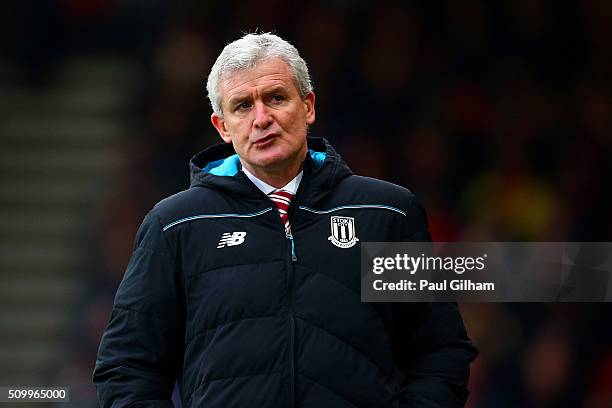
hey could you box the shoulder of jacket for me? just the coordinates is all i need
[338,175,418,204]
[337,175,429,238]
[147,186,228,226]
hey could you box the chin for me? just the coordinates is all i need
[248,140,305,168]
[254,155,288,168]
[252,143,286,159]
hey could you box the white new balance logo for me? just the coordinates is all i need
[217,231,247,248]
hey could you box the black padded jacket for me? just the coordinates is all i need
[93,137,478,408]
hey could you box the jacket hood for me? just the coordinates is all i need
[189,137,352,200]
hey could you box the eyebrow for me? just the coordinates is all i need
[263,85,289,95]
[227,93,250,107]
[226,84,293,109]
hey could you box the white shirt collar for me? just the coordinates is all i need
[242,166,303,195]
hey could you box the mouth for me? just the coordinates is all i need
[252,133,279,147]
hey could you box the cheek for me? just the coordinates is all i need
[290,116,308,136]
[282,112,307,133]
[228,120,250,140]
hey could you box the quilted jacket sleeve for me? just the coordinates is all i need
[393,197,478,408]
[93,210,185,408]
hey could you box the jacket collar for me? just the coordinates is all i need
[189,137,352,204]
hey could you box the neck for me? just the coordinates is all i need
[242,158,304,188]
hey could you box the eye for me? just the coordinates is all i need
[271,94,285,103]
[236,101,252,111]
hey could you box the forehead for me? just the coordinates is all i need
[219,58,298,103]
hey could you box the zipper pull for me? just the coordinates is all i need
[286,231,298,262]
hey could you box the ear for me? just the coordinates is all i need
[211,113,231,143]
[304,92,316,125]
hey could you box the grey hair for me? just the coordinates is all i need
[206,32,313,117]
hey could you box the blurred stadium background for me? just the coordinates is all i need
[1,1,611,407]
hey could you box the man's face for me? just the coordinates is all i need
[211,58,315,174]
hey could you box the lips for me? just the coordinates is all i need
[253,133,279,145]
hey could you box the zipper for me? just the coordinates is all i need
[285,230,297,408]
[265,173,304,408]
[240,168,305,407]
[286,231,298,262]
[285,214,299,407]
[289,316,296,408]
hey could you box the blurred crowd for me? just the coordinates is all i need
[4,1,612,407]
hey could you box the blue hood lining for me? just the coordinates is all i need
[202,154,241,176]
[202,150,327,177]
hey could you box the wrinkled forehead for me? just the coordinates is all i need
[218,58,299,101]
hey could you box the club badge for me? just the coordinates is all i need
[328,216,359,248]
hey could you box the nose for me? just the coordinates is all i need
[253,101,272,129]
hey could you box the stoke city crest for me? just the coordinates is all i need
[328,216,359,248]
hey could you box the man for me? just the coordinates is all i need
[94,33,477,407]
